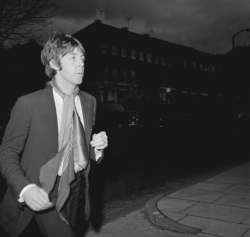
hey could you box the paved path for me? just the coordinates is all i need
[145,162,250,237]
[83,162,250,237]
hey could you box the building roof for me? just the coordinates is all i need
[73,20,216,61]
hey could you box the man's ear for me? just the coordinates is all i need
[49,60,60,71]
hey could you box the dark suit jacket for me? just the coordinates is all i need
[0,86,103,237]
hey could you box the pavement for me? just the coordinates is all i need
[145,161,250,237]
[83,161,250,237]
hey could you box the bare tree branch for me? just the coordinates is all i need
[0,0,58,48]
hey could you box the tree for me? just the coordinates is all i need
[0,0,57,48]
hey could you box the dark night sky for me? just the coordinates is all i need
[41,0,250,54]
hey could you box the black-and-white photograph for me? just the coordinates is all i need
[1,1,250,237]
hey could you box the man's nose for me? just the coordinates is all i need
[78,59,84,67]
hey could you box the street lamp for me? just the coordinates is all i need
[232,28,250,49]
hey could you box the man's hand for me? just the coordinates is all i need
[90,131,108,151]
[22,185,53,211]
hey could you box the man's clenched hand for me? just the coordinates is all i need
[22,185,53,211]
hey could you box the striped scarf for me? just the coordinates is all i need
[40,79,88,224]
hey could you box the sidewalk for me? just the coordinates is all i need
[145,162,250,237]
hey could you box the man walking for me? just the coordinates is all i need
[0,32,108,237]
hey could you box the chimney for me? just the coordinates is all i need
[95,9,105,22]
[126,17,131,31]
[100,10,105,22]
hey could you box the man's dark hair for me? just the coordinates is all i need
[41,32,85,78]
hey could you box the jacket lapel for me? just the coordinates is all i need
[38,87,92,153]
[38,86,58,150]
[79,92,92,146]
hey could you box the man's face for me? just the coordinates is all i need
[57,47,85,87]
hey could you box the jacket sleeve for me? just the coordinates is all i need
[0,97,32,201]
[90,97,104,163]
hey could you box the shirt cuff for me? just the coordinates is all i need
[94,147,103,161]
[18,184,37,202]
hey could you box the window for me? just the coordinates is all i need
[211,66,215,73]
[131,49,136,59]
[103,67,108,81]
[122,70,127,82]
[183,59,187,67]
[112,45,117,55]
[162,57,166,65]
[131,70,136,80]
[199,63,203,70]
[147,53,151,62]
[139,51,144,61]
[193,62,196,69]
[102,43,107,53]
[155,55,159,64]
[122,47,127,57]
[112,68,118,79]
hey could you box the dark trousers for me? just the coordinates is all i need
[33,172,82,237]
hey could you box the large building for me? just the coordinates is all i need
[73,19,223,104]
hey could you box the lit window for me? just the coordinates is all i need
[122,47,127,57]
[131,49,136,59]
[112,45,117,55]
[147,53,151,62]
[139,51,144,61]
[162,57,166,65]
[155,55,159,64]
[102,43,107,53]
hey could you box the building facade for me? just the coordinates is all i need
[73,20,223,105]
